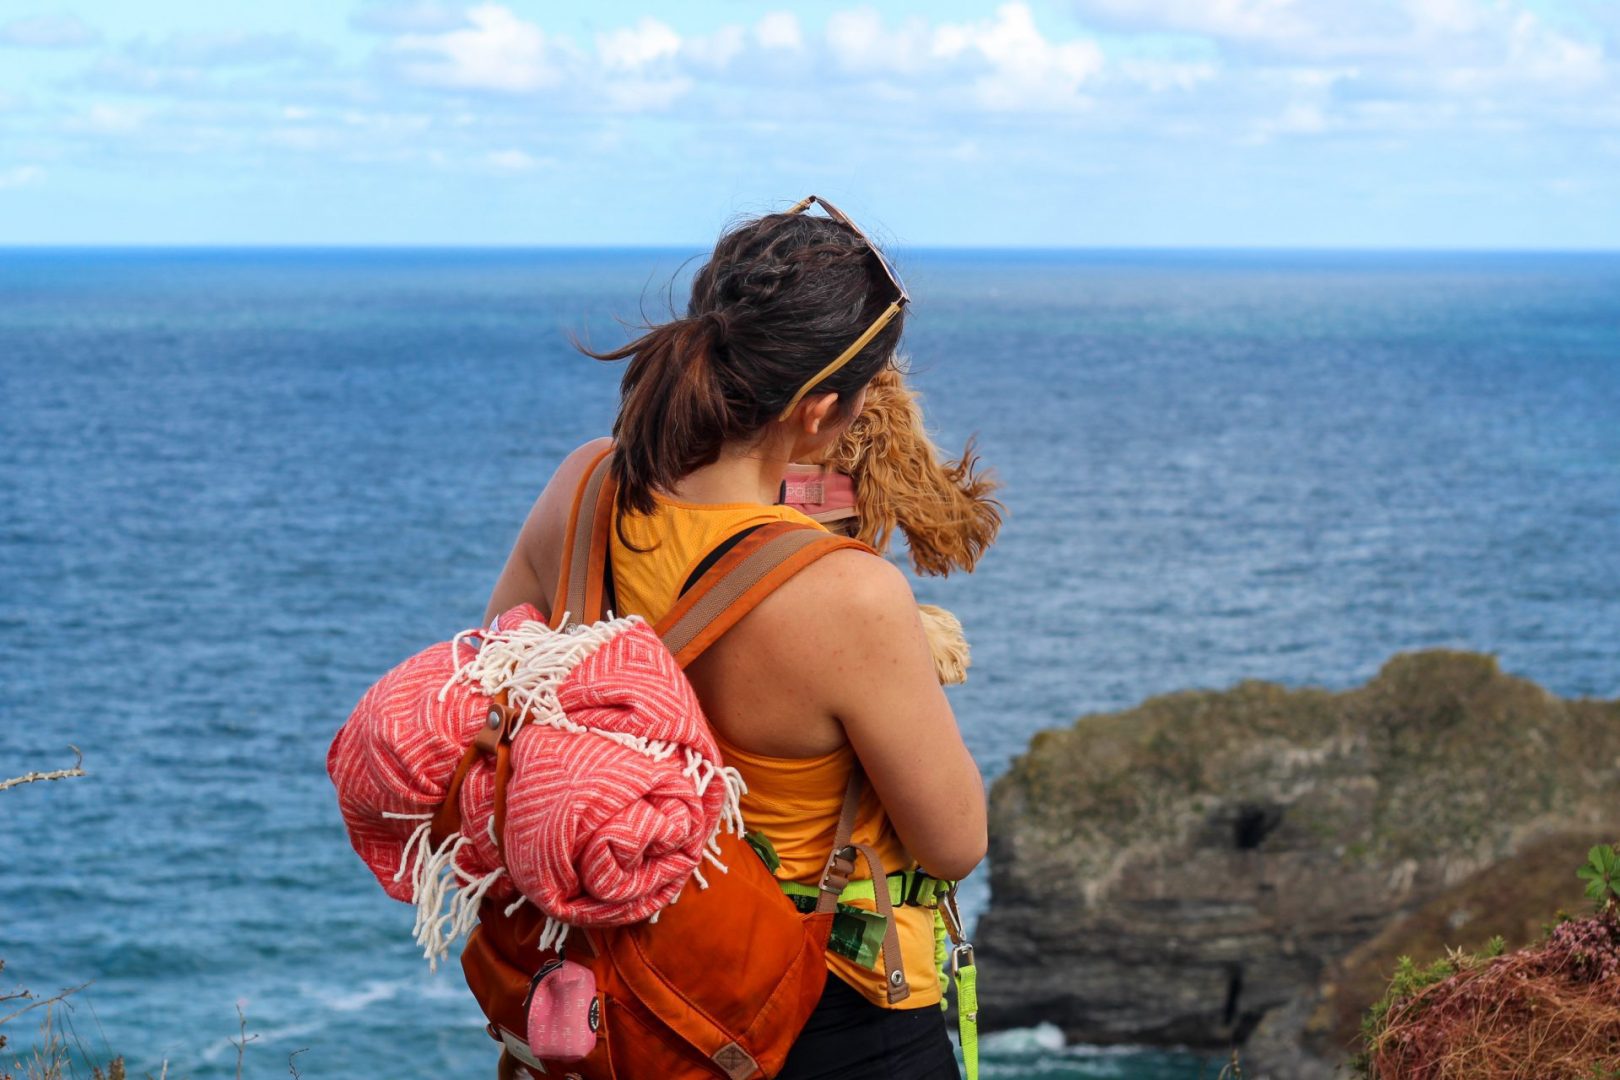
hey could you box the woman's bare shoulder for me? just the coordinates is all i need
[559,437,614,483]
[743,544,916,641]
[533,437,611,528]
[788,545,913,608]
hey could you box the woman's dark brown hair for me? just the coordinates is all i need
[582,209,904,531]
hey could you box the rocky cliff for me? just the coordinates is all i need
[976,650,1620,1078]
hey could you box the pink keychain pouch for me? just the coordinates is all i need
[525,959,600,1061]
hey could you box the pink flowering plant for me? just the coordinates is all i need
[1357,843,1620,1080]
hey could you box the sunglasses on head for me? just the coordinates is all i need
[777,196,910,421]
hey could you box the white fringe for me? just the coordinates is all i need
[537,915,570,954]
[437,612,641,740]
[384,814,508,972]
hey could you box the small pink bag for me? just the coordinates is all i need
[525,959,600,1061]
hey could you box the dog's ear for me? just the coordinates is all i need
[826,365,1003,576]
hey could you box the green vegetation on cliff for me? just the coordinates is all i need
[998,649,1620,877]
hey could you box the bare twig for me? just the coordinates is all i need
[0,980,91,1027]
[288,1046,309,1078]
[0,746,86,792]
[233,1003,258,1080]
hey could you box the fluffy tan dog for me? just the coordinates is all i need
[790,365,1002,683]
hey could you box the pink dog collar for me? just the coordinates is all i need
[780,464,857,527]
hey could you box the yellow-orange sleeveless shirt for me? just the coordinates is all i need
[610,492,942,1009]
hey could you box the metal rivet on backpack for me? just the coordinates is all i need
[889,970,905,986]
[486,709,502,728]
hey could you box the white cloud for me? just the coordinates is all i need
[1406,0,1481,35]
[1245,101,1330,143]
[756,12,803,51]
[351,1,466,35]
[939,4,1105,110]
[684,25,745,70]
[601,77,693,111]
[826,9,938,75]
[0,14,99,49]
[130,31,327,68]
[1116,58,1219,92]
[1069,0,1308,45]
[823,4,1103,109]
[0,164,45,189]
[13,0,1609,195]
[597,17,680,71]
[392,4,561,93]
[1504,11,1605,88]
[69,102,148,134]
[485,148,537,172]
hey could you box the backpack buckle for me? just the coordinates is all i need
[819,845,856,895]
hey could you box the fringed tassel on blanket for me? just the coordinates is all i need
[384,811,509,971]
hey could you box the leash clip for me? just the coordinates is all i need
[939,884,967,943]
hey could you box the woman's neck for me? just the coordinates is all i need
[667,440,792,506]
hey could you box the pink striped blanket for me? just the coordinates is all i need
[326,604,744,966]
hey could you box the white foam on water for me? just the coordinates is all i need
[981,1022,1069,1055]
[308,976,405,1012]
[198,1018,325,1065]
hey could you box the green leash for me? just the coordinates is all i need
[940,885,979,1080]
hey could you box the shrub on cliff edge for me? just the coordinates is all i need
[1357,843,1620,1079]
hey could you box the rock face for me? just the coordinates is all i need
[977,650,1620,1078]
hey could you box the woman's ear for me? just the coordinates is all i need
[800,391,842,435]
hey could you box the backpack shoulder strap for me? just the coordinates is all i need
[553,446,872,664]
[655,520,870,667]
[550,448,616,629]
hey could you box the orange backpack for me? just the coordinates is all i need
[434,451,910,1080]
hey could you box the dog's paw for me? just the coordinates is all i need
[917,603,970,685]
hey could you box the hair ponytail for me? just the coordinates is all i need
[590,314,733,531]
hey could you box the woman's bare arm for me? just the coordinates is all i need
[800,550,988,881]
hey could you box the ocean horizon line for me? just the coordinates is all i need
[3,242,1618,258]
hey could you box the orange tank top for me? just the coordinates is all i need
[610,492,942,1009]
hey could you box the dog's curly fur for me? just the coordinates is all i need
[822,365,1003,577]
[806,365,1002,684]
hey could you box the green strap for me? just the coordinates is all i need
[937,884,978,1080]
[779,869,953,910]
[956,959,978,1080]
[778,870,955,971]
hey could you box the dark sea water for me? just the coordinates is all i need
[2,248,1617,1079]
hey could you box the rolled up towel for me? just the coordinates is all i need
[327,604,744,968]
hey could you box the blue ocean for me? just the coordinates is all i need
[2,248,1616,1079]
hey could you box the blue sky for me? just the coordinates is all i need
[0,0,1615,247]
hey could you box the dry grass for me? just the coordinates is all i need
[1361,906,1620,1079]
[2,754,154,1080]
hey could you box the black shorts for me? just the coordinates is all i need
[777,974,961,1080]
